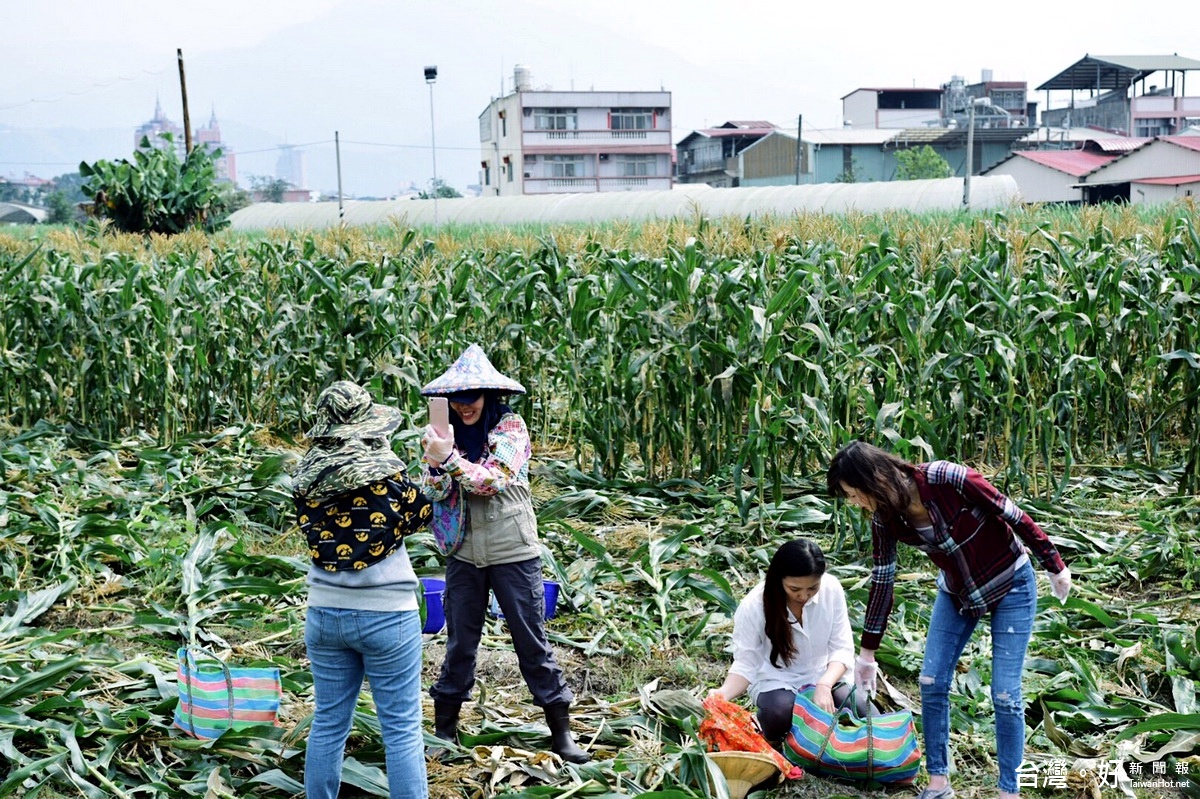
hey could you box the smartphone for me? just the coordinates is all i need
[428,397,450,437]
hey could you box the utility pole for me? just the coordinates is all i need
[335,131,344,223]
[177,49,192,154]
[795,114,803,185]
[962,102,976,209]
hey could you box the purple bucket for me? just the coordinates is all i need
[489,580,560,620]
[421,577,445,634]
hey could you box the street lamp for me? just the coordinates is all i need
[424,65,439,227]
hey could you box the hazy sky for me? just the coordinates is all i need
[2,0,1193,196]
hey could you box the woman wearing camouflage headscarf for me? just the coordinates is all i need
[420,345,590,764]
[292,381,434,799]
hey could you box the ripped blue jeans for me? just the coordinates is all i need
[920,561,1036,793]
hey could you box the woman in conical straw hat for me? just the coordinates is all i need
[420,345,590,764]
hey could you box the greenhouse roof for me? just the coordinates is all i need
[229,177,1020,231]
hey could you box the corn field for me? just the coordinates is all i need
[1,206,1198,798]
[4,208,1200,497]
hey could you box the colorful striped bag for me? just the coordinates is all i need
[783,685,921,785]
[173,647,282,739]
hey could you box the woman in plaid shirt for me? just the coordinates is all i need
[420,345,590,764]
[827,441,1072,799]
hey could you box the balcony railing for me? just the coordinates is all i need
[679,159,726,175]
[523,176,673,194]
[524,129,673,147]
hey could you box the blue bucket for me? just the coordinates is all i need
[421,577,446,634]
[489,580,559,620]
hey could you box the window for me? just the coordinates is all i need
[547,155,584,177]
[620,154,657,177]
[482,161,491,185]
[990,89,1025,109]
[611,108,655,130]
[534,108,578,130]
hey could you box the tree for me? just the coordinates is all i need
[834,158,861,184]
[894,146,953,180]
[219,183,253,215]
[418,178,461,199]
[45,172,88,225]
[249,175,292,203]
[80,134,230,233]
[46,191,79,225]
[51,172,89,204]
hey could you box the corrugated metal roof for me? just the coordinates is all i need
[1019,127,1129,144]
[1132,174,1200,185]
[887,127,1030,146]
[1012,150,1118,176]
[721,120,776,129]
[676,126,774,147]
[1088,137,1153,152]
[745,128,901,146]
[1037,54,1200,91]
[807,128,900,145]
[1162,136,1200,152]
[694,128,774,138]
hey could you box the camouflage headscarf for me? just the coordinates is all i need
[294,382,407,502]
[306,380,403,440]
[292,437,407,503]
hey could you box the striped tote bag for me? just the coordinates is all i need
[173,647,282,739]
[783,685,921,785]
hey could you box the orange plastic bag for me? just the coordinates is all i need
[700,695,804,780]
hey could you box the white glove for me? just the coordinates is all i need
[854,655,878,697]
[422,424,456,466]
[1049,567,1072,604]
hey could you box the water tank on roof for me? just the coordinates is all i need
[982,68,993,83]
[514,65,533,92]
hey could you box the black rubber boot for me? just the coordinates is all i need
[544,702,590,764]
[426,700,460,760]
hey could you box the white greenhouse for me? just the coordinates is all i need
[228,176,1020,231]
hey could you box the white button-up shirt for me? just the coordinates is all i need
[729,573,855,701]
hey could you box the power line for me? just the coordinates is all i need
[0,160,84,167]
[236,139,337,155]
[0,65,174,112]
[340,138,492,153]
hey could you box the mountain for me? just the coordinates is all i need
[2,0,826,196]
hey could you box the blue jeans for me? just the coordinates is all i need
[304,607,427,799]
[920,561,1036,793]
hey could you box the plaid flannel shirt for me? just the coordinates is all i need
[422,412,531,499]
[860,460,1067,651]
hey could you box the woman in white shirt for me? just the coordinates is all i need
[710,539,861,743]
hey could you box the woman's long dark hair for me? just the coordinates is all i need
[826,440,917,518]
[450,391,514,462]
[763,539,827,668]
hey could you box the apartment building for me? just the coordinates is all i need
[478,66,672,195]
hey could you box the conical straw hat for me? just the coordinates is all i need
[421,344,526,396]
[706,751,780,799]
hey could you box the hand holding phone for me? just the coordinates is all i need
[429,397,450,437]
